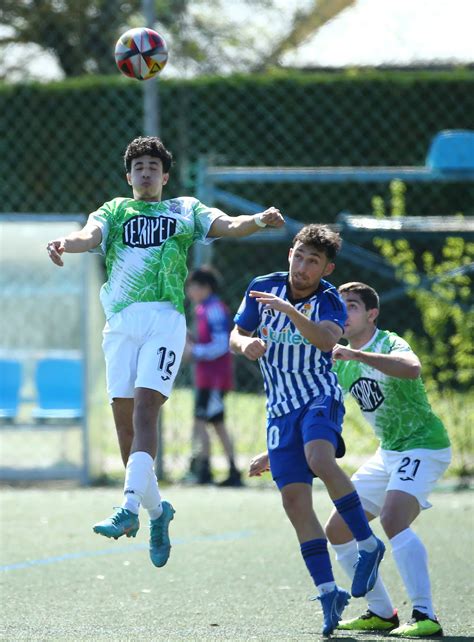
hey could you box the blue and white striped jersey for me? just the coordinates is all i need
[234,272,347,418]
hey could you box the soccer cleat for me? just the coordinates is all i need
[149,500,175,567]
[351,536,386,597]
[92,507,139,540]
[389,609,443,637]
[317,587,351,636]
[337,609,399,631]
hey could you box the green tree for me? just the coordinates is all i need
[1,0,348,80]
[372,180,473,391]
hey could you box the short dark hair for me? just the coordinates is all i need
[292,224,342,261]
[124,136,173,173]
[338,282,380,310]
[187,266,221,293]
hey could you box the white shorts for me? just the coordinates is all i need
[102,302,186,402]
[352,446,452,515]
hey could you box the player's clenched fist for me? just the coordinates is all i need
[258,207,285,228]
[332,344,357,361]
[242,337,267,361]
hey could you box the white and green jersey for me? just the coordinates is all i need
[333,329,450,451]
[88,196,222,319]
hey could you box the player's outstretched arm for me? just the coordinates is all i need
[250,290,342,352]
[47,224,102,267]
[207,207,284,238]
[229,325,266,361]
[333,344,421,379]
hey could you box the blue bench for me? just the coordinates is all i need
[32,358,84,421]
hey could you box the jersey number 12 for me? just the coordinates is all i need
[157,346,176,381]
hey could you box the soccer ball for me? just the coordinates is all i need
[114,27,168,81]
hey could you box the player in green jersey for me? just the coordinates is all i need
[249,280,451,636]
[46,136,284,568]
[325,282,451,637]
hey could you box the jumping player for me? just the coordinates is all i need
[46,136,284,568]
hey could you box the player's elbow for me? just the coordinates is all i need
[312,339,337,352]
[406,362,422,379]
[84,225,102,249]
[319,334,339,353]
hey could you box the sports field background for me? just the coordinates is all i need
[1,485,473,641]
[101,390,473,483]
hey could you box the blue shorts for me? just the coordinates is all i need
[266,395,346,490]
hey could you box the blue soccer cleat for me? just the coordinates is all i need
[317,587,351,636]
[352,536,386,598]
[92,507,140,540]
[149,500,175,567]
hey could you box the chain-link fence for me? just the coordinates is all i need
[1,71,473,219]
[163,215,473,482]
[1,63,473,482]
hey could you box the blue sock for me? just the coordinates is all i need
[333,491,372,541]
[300,538,334,586]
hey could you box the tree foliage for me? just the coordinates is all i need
[372,180,473,391]
[0,0,286,79]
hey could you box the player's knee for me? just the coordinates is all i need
[379,508,405,539]
[281,492,306,519]
[306,453,335,481]
[133,394,164,430]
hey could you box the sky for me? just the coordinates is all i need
[281,0,474,68]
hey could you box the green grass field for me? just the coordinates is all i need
[1,485,473,641]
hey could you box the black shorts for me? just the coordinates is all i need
[195,389,226,423]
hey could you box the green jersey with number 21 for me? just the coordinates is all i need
[333,329,450,452]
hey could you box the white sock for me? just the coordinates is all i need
[317,581,337,595]
[357,534,378,552]
[122,451,154,515]
[333,540,395,619]
[141,472,163,521]
[390,528,434,619]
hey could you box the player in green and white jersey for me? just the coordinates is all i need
[47,136,284,568]
[325,282,451,638]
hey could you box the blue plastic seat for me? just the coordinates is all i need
[426,130,474,172]
[32,358,84,420]
[0,359,22,419]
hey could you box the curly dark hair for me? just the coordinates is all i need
[123,136,173,173]
[338,282,380,310]
[292,224,342,261]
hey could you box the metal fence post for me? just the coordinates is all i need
[142,0,160,137]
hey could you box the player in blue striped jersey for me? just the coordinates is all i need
[231,224,385,635]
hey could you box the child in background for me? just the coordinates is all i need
[184,266,242,487]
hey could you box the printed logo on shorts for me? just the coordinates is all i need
[350,377,384,412]
[123,215,177,248]
[309,394,328,410]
